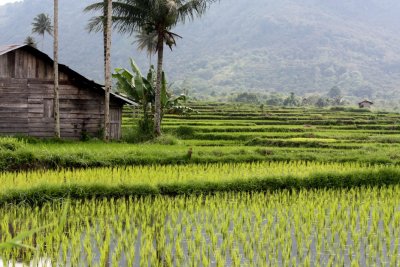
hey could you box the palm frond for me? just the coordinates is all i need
[177,0,216,23]
[31,13,53,36]
[83,2,105,13]
[135,31,158,57]
[86,16,104,32]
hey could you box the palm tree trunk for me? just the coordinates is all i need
[154,31,164,137]
[53,0,60,138]
[103,0,108,76]
[149,54,151,67]
[104,0,112,141]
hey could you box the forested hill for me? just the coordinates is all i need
[1,0,400,101]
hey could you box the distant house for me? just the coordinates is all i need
[0,44,136,139]
[358,100,373,109]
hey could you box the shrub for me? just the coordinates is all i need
[124,118,155,143]
[175,126,195,138]
[138,118,154,137]
[122,127,137,143]
[80,129,91,142]
[149,135,180,145]
[310,114,324,120]
[330,107,346,111]
[0,137,25,151]
[256,148,274,156]
[346,108,371,113]
[14,135,41,144]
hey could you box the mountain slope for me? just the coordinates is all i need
[0,0,400,100]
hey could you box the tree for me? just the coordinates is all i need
[32,11,59,137]
[53,1,60,138]
[328,86,342,99]
[316,97,330,108]
[85,0,139,137]
[266,94,284,106]
[235,92,259,103]
[85,1,113,141]
[104,0,113,141]
[135,30,158,65]
[31,13,53,49]
[283,92,300,107]
[24,36,37,48]
[85,0,217,136]
[328,86,344,106]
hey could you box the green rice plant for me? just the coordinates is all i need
[3,103,400,265]
[1,160,400,204]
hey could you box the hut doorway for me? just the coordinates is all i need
[109,107,122,140]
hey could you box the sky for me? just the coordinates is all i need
[0,0,21,6]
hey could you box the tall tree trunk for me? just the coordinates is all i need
[104,0,112,141]
[103,0,108,77]
[53,0,60,138]
[154,31,164,137]
[149,54,152,67]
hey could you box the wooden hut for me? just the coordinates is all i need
[358,100,373,109]
[0,44,135,139]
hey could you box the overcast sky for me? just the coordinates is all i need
[0,0,21,6]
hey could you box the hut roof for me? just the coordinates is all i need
[0,44,26,55]
[0,44,137,106]
[359,100,373,104]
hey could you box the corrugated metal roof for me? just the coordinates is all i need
[111,92,138,106]
[0,44,138,106]
[0,44,25,56]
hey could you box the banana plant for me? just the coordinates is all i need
[160,72,196,118]
[113,58,195,121]
[113,59,154,118]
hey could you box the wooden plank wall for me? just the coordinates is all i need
[0,49,68,80]
[0,78,29,135]
[28,81,108,139]
[0,48,123,139]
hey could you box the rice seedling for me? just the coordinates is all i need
[1,187,399,266]
[1,103,400,266]
[1,160,400,204]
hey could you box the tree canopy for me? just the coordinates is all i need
[32,13,53,37]
[85,0,217,136]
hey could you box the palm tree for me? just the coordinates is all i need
[85,1,113,141]
[135,30,158,65]
[85,0,217,136]
[24,36,37,48]
[53,0,60,138]
[104,0,113,141]
[31,13,53,50]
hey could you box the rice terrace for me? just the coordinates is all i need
[1,0,400,266]
[1,104,400,266]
